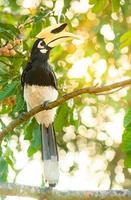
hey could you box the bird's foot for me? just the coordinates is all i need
[43,100,50,110]
[19,112,26,120]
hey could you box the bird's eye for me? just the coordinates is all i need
[38,40,45,48]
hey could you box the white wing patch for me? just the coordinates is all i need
[24,84,58,127]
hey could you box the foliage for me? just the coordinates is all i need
[122,109,131,167]
[120,30,131,48]
[0,0,131,189]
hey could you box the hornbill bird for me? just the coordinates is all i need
[21,23,78,187]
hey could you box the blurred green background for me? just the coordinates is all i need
[0,0,131,199]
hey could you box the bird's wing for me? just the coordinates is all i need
[48,67,58,90]
[21,62,32,87]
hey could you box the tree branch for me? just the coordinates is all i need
[0,182,131,200]
[0,79,131,141]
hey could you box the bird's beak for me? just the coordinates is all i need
[36,23,80,47]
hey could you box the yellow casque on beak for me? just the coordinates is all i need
[36,23,80,47]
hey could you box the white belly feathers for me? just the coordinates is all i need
[24,84,58,127]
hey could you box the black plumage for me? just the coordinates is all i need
[21,39,57,88]
[21,38,59,187]
[21,23,77,187]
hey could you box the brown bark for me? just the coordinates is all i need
[0,78,131,141]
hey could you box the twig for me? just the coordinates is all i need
[0,79,131,141]
[0,182,131,199]
[96,86,125,95]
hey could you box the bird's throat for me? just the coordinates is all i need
[31,50,50,65]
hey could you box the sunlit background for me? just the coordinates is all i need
[0,0,131,199]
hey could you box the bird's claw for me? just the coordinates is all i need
[43,100,50,110]
[19,112,26,120]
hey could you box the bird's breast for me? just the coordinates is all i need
[24,84,58,126]
[24,84,58,107]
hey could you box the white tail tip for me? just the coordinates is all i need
[43,157,59,186]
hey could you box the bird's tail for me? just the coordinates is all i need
[41,124,59,187]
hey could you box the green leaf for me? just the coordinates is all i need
[65,16,74,32]
[120,39,131,48]
[4,146,14,159]
[120,30,131,48]
[0,119,6,129]
[0,64,8,76]
[0,23,19,39]
[4,146,15,169]
[124,152,131,168]
[62,0,71,14]
[32,9,50,23]
[69,108,79,129]
[89,0,97,4]
[54,103,69,132]
[122,126,131,152]
[0,104,12,115]
[23,41,29,51]
[0,157,8,181]
[24,120,34,140]
[31,124,41,149]
[30,21,42,37]
[121,0,131,16]
[124,108,131,128]
[27,120,41,157]
[112,0,120,12]
[0,32,13,40]
[8,0,20,11]
[6,157,14,169]
[92,0,108,13]
[13,92,25,113]
[0,81,18,100]
[27,146,37,157]
[0,64,10,84]
[69,162,79,175]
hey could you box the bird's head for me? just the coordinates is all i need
[31,23,79,60]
